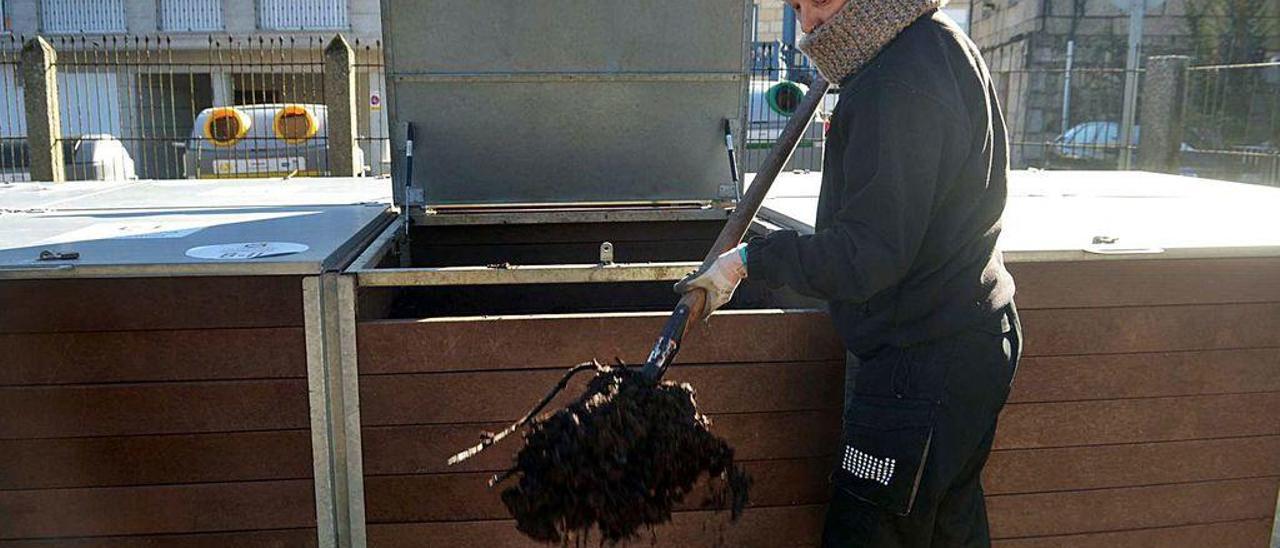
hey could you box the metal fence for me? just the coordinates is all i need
[354,40,390,179]
[1184,61,1280,186]
[991,60,1280,186]
[3,34,1275,188]
[745,43,830,175]
[1,36,27,183]
[0,34,389,183]
[988,65,1135,171]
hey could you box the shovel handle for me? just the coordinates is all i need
[642,75,831,380]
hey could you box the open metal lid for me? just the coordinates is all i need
[380,0,751,212]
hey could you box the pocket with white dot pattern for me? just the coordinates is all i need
[833,394,936,517]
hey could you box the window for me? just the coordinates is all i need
[159,0,224,32]
[257,0,348,31]
[41,0,127,33]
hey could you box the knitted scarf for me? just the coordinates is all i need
[797,0,942,85]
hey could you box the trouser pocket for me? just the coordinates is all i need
[833,394,937,517]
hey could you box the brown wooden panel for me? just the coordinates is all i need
[0,277,304,334]
[993,393,1280,450]
[993,518,1274,548]
[356,310,844,374]
[0,480,316,539]
[364,458,832,523]
[986,477,1279,539]
[0,528,318,547]
[984,436,1280,495]
[0,430,312,490]
[1008,348,1280,403]
[1007,258,1280,309]
[1019,302,1280,356]
[367,504,827,548]
[0,328,307,386]
[362,409,843,475]
[0,380,309,439]
[359,361,844,426]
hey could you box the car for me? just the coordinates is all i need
[1049,121,1137,165]
[1049,121,1201,168]
[0,136,137,182]
[68,134,137,181]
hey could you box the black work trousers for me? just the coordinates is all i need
[821,305,1021,548]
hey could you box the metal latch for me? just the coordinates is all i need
[37,250,80,261]
[599,242,614,265]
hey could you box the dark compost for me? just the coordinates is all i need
[454,362,751,544]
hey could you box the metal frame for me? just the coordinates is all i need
[412,204,731,226]
[391,72,744,84]
[304,274,367,548]
[346,214,702,286]
[356,262,700,287]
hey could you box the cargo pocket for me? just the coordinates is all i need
[833,395,937,517]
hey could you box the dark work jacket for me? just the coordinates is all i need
[746,12,1015,359]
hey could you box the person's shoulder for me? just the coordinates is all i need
[844,13,969,115]
[874,13,963,84]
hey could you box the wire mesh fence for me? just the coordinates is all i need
[354,39,390,178]
[1184,61,1280,186]
[989,65,1136,171]
[1,35,28,183]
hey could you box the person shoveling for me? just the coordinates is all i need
[449,0,1020,545]
[686,0,1022,545]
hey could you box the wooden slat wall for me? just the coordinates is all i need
[0,277,318,546]
[356,257,1280,547]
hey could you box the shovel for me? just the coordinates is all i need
[641,74,830,381]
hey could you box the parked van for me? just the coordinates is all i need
[181,104,364,179]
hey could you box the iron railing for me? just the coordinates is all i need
[0,35,389,182]
[0,35,26,183]
[1185,61,1280,186]
[744,63,829,175]
[354,39,390,178]
[987,66,1137,171]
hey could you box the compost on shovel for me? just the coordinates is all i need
[448,361,751,544]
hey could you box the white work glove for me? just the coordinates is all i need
[674,243,748,320]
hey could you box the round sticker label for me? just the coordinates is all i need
[185,241,310,260]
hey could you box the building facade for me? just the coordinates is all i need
[969,0,1280,167]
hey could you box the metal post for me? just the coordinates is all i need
[21,37,64,182]
[324,34,359,177]
[304,274,367,548]
[1118,0,1145,170]
[782,3,797,71]
[1137,55,1190,173]
[1061,40,1074,136]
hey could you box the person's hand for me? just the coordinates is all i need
[674,243,748,320]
